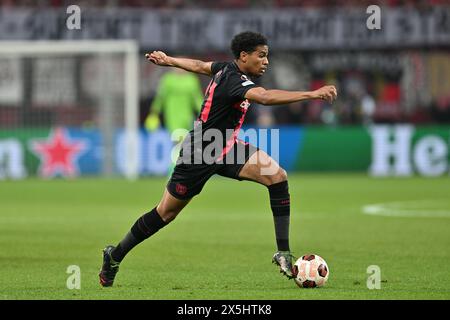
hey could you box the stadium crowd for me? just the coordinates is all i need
[1,0,450,8]
[0,0,449,127]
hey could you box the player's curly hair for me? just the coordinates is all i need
[231,31,268,59]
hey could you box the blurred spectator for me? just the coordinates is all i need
[431,95,450,123]
[2,0,450,126]
[2,0,449,8]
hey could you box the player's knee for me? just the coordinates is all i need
[280,168,287,181]
[277,168,288,182]
[268,168,288,185]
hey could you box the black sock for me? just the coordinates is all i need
[110,207,168,262]
[268,181,290,252]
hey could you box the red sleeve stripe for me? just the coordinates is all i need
[199,81,218,123]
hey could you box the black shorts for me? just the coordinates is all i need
[167,140,259,200]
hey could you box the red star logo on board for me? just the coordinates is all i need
[30,128,88,178]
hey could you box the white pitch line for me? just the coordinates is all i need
[362,200,450,218]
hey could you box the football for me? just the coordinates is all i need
[293,254,329,288]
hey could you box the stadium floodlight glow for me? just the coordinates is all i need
[0,40,140,180]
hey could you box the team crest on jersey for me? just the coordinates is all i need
[240,99,250,110]
[233,99,251,111]
[176,183,187,195]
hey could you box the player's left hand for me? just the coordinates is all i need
[314,85,337,103]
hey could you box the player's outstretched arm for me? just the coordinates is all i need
[145,51,213,76]
[245,85,337,105]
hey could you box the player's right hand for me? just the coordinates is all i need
[144,113,160,132]
[314,85,337,103]
[145,51,171,66]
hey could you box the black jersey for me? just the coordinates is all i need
[186,61,259,161]
[171,61,261,199]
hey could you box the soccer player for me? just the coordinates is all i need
[99,31,337,287]
[145,68,204,175]
[145,68,203,134]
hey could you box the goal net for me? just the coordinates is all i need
[0,40,139,180]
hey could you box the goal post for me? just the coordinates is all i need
[0,40,140,180]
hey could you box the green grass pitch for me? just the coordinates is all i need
[1,173,449,300]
